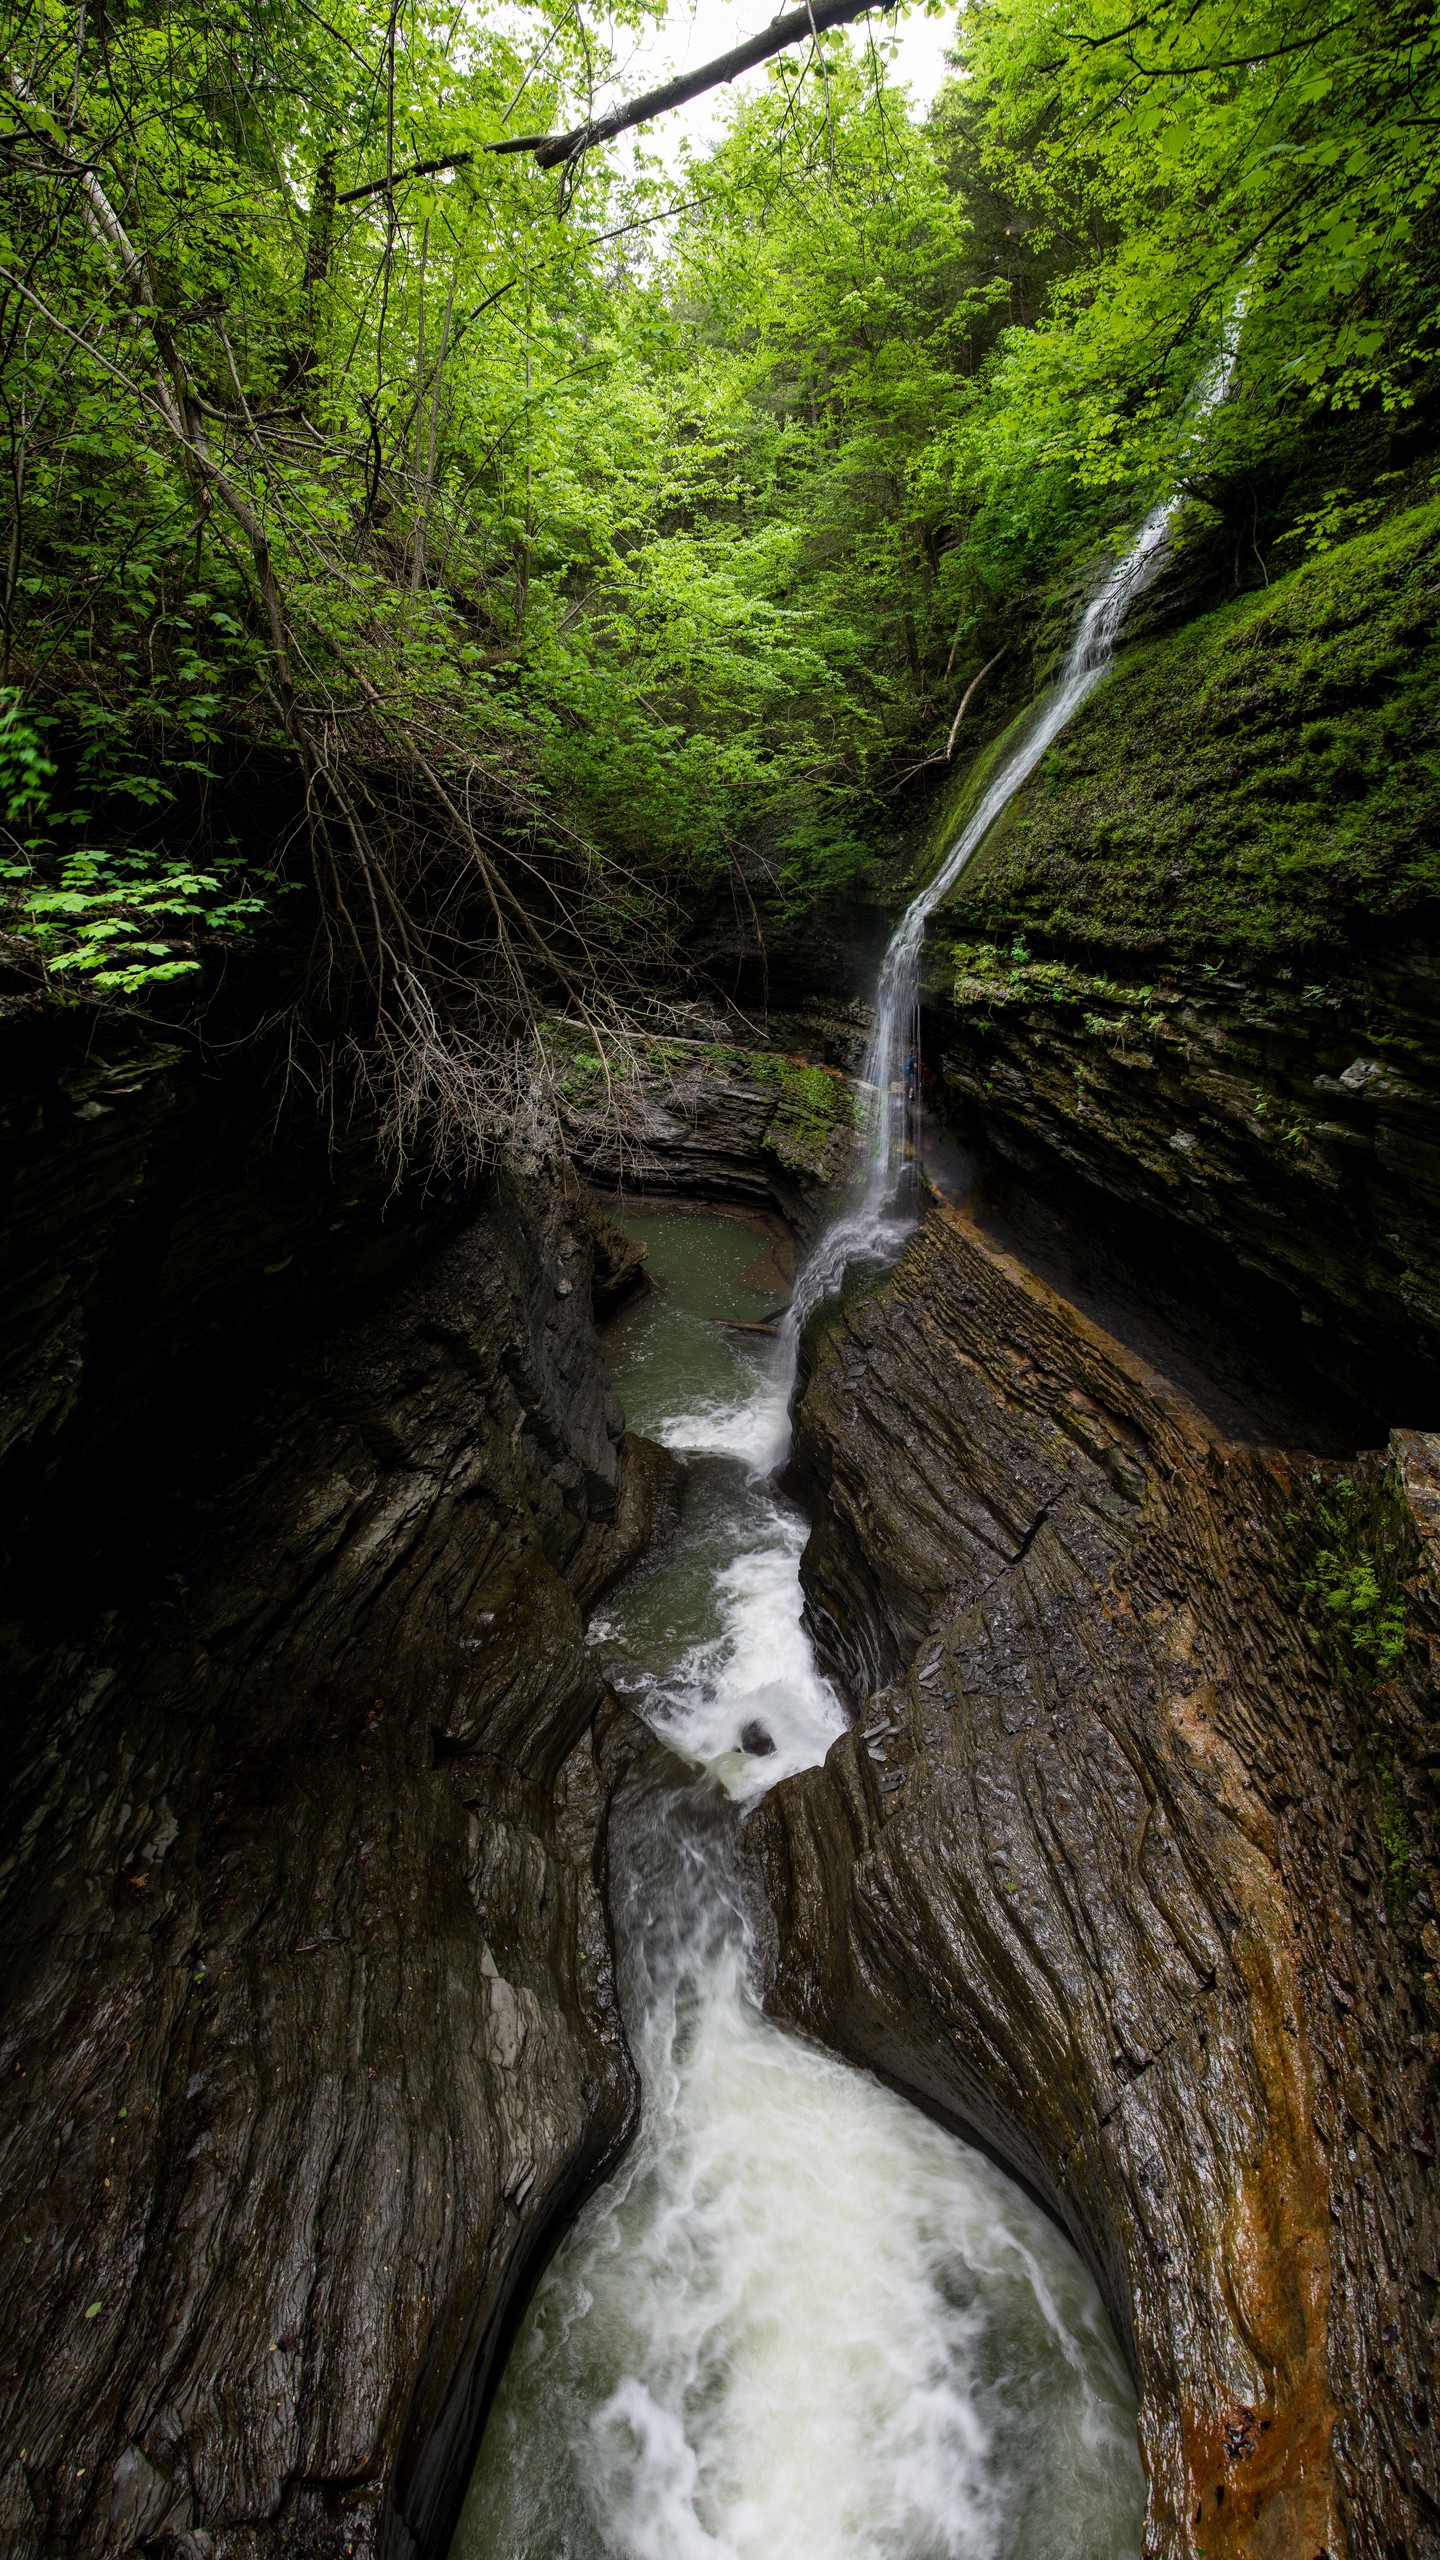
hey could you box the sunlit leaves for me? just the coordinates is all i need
[4,0,1435,1010]
[963,0,1440,473]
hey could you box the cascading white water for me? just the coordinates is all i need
[449,1211,1143,2560]
[792,350,1235,1333]
[445,348,1250,2559]
[870,500,1178,1187]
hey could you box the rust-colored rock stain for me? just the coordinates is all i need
[749,1200,1439,2560]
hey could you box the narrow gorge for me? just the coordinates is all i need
[3,1,1439,2554]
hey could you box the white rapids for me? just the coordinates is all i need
[448,1211,1143,2560]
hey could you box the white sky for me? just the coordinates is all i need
[566,1,961,179]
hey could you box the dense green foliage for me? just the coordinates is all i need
[943,499,1440,957]
[1300,1471,1413,1686]
[966,0,1440,483]
[1,0,1437,1144]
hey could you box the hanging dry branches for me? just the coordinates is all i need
[886,646,1010,792]
[1,54,666,1176]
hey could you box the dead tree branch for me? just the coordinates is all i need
[333,0,892,194]
[886,646,1009,792]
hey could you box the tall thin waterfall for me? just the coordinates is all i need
[791,353,1234,1333]
[866,500,1177,1200]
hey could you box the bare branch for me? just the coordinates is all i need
[336,149,475,206]
[332,0,891,194]
[886,647,1009,792]
[333,0,891,201]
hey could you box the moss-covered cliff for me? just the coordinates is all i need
[931,499,1440,963]
[904,501,1440,1432]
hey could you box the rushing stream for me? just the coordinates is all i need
[449,1209,1143,2560]
[443,463,1242,2552]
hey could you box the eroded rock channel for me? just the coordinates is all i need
[2,1010,1437,2560]
[448,1203,1142,2558]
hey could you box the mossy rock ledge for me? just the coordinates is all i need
[938,498,1440,963]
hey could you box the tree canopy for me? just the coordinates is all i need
[1,0,1436,1156]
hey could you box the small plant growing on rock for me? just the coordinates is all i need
[1300,1473,1411,1685]
[1293,1465,1422,1912]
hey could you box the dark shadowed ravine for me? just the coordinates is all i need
[449,1208,1144,2560]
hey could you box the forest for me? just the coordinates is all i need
[1,0,1438,1157]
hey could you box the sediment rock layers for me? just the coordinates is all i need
[748,1200,1439,2560]
[0,1153,665,2560]
[929,947,1440,1429]
[562,1036,859,1228]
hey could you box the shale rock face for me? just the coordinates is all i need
[0,1154,666,2560]
[0,1016,466,1569]
[562,1036,859,1230]
[928,946,1440,1428]
[748,1201,1440,2560]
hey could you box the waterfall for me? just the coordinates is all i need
[450,1207,1143,2560]
[791,347,1235,1335]
[446,365,1239,2560]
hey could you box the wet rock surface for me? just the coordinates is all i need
[927,946,1440,1430]
[563,1034,859,1233]
[747,1199,1440,2560]
[0,1134,670,2560]
[0,1012,468,1573]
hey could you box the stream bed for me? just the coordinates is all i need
[449,1206,1144,2560]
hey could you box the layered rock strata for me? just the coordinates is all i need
[562,1034,859,1231]
[928,945,1440,1428]
[0,1013,467,1569]
[749,1199,1439,2560]
[0,1150,667,2560]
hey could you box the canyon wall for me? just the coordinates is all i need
[0,1010,858,2560]
[926,944,1440,1435]
[741,508,1440,2556]
[748,1198,1439,2560]
[0,1017,668,2560]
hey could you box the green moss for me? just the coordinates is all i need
[947,935,1165,1018]
[1290,1464,1421,1912]
[547,1024,856,1179]
[934,499,1440,959]
[942,935,1189,1075]
[747,1049,857,1176]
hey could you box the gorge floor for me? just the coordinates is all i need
[450,1205,1144,2560]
